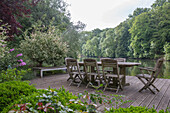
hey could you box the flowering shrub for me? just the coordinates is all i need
[0,47,27,71]
[20,25,68,67]
[0,21,9,59]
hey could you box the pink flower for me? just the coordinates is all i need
[16,53,23,57]
[18,59,23,62]
[9,48,14,52]
[19,62,26,66]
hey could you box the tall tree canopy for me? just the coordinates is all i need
[0,0,39,38]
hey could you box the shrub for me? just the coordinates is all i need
[0,81,37,111]
[3,85,132,113]
[0,68,31,83]
[20,25,68,67]
[105,106,168,113]
[3,87,86,113]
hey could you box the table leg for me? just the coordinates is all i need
[40,70,43,78]
[120,67,130,86]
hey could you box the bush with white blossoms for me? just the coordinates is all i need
[20,25,68,67]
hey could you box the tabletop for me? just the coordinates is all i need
[78,62,141,67]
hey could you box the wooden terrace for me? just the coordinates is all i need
[30,74,170,112]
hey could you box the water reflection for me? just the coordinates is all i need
[78,58,170,79]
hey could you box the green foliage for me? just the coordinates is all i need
[0,81,37,111]
[164,42,170,60]
[15,0,84,60]
[2,85,132,113]
[105,106,168,113]
[114,21,131,58]
[3,87,86,113]
[62,21,85,58]
[76,84,131,112]
[0,21,8,55]
[0,68,31,83]
[17,0,70,33]
[0,22,9,68]
[20,25,68,67]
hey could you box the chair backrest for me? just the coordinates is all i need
[101,58,119,77]
[65,58,81,75]
[83,59,99,74]
[153,58,164,78]
[114,58,126,62]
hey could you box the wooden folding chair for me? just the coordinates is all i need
[83,59,102,88]
[65,58,85,87]
[136,58,164,94]
[101,58,124,93]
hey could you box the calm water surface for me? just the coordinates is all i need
[79,58,170,79]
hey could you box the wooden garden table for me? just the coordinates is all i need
[78,62,141,86]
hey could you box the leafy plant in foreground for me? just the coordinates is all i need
[0,81,37,111]
[0,68,31,83]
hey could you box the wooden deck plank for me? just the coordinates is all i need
[137,78,167,107]
[130,79,161,107]
[121,78,163,108]
[156,79,170,111]
[167,100,170,112]
[148,79,170,109]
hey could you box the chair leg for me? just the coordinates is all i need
[116,85,120,93]
[103,81,108,91]
[151,84,160,92]
[78,81,82,87]
[69,80,73,86]
[138,77,156,94]
[103,84,107,91]
[67,74,73,81]
[86,82,90,88]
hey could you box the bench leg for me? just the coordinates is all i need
[34,70,37,76]
[40,70,43,78]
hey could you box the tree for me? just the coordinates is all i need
[149,2,170,56]
[115,21,131,58]
[100,28,116,57]
[20,25,68,67]
[62,21,85,58]
[151,0,169,8]
[128,8,150,18]
[129,12,153,58]
[0,0,39,39]
[17,0,70,33]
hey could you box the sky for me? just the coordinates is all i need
[66,0,156,31]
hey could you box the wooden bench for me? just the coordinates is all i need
[33,67,67,78]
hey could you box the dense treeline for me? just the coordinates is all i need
[80,0,170,60]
